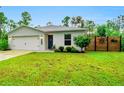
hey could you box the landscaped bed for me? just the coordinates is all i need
[0,52,124,86]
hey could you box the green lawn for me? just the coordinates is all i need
[0,52,124,86]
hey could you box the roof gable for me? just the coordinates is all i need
[8,25,43,35]
[8,26,44,36]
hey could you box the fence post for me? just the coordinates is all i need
[107,36,109,51]
[94,36,96,51]
[120,35,122,51]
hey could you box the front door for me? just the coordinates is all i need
[48,35,53,49]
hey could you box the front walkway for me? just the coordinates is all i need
[0,50,32,61]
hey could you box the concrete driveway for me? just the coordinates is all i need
[0,50,32,61]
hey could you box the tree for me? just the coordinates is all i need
[71,16,84,28]
[104,20,121,36]
[98,16,124,37]
[106,20,119,31]
[71,17,77,27]
[97,25,106,36]
[0,12,8,50]
[106,20,113,29]
[106,15,124,32]
[76,16,83,27]
[0,12,7,27]
[8,19,17,31]
[76,16,85,28]
[62,16,70,27]
[117,15,124,32]
[85,20,95,35]
[46,21,53,26]
[74,35,90,52]
[0,12,7,39]
[18,11,32,26]
[96,23,121,37]
[80,20,85,28]
[0,28,8,40]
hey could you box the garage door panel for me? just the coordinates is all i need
[12,36,41,50]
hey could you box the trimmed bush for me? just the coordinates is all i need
[65,46,72,52]
[71,47,79,53]
[58,46,64,52]
[54,49,60,52]
[0,39,8,51]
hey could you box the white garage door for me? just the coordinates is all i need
[11,36,40,50]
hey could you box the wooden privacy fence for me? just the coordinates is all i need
[86,36,122,51]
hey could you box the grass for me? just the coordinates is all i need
[0,52,124,86]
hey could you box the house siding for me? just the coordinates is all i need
[8,27,46,51]
[8,26,87,51]
[52,31,86,50]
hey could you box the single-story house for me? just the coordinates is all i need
[8,25,88,51]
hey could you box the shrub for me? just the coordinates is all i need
[65,46,72,52]
[74,35,91,52]
[0,39,8,51]
[54,49,60,52]
[0,30,8,40]
[121,36,124,51]
[58,46,64,52]
[71,47,79,53]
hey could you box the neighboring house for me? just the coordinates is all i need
[8,25,87,51]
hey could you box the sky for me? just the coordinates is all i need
[0,6,124,26]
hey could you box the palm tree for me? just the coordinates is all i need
[18,11,32,26]
[46,21,53,26]
[76,16,82,27]
[71,17,77,27]
[80,19,85,28]
[62,16,70,27]
[71,16,84,28]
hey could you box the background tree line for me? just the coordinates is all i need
[61,16,95,34]
[1,12,124,39]
[0,11,32,39]
[0,11,32,50]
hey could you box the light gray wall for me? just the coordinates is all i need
[8,27,46,51]
[8,27,86,51]
[52,31,86,50]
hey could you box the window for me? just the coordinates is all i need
[64,34,71,45]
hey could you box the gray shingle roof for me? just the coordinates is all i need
[36,25,87,32]
[8,25,88,34]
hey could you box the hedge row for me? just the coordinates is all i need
[54,46,79,53]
